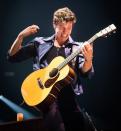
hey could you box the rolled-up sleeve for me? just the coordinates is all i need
[7,43,36,63]
[77,54,94,78]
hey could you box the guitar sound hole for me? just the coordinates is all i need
[49,68,58,78]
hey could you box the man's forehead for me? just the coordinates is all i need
[57,21,73,26]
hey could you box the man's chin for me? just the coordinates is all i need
[62,35,69,40]
[63,35,68,38]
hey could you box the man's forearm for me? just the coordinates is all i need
[9,34,23,56]
[81,60,92,73]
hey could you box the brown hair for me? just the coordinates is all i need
[53,7,76,25]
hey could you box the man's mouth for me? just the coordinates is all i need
[62,34,68,38]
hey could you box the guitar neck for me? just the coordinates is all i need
[57,35,97,71]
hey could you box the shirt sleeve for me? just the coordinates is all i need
[77,54,94,78]
[7,42,37,63]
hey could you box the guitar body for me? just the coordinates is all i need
[21,56,75,107]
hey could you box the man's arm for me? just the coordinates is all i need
[9,25,39,56]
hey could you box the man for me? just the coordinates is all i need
[7,7,94,131]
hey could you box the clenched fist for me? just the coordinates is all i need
[18,25,40,39]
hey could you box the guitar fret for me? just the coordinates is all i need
[88,35,97,44]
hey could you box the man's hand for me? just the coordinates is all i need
[18,25,40,39]
[81,41,93,62]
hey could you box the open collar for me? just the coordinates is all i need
[42,34,76,47]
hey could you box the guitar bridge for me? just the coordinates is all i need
[37,78,44,89]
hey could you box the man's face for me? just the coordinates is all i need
[54,21,73,42]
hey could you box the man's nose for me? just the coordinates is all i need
[63,27,68,32]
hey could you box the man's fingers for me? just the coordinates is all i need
[31,25,40,30]
[29,25,40,34]
[83,41,93,52]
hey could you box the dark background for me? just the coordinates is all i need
[0,0,121,130]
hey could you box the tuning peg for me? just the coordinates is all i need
[113,31,116,33]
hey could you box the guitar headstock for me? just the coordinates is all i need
[96,24,116,38]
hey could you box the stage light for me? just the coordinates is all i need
[0,95,36,120]
[0,95,3,99]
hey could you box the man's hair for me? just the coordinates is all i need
[53,7,76,25]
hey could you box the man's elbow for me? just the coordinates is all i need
[6,53,17,63]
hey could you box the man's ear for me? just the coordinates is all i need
[53,24,59,35]
[53,23,56,29]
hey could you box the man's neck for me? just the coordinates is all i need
[54,37,68,48]
[54,39,62,47]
